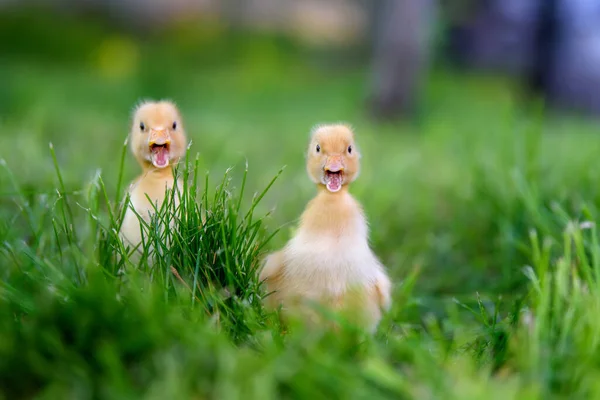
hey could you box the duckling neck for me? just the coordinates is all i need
[298,184,365,236]
[140,164,176,181]
[131,165,178,206]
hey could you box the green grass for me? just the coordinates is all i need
[3,9,600,399]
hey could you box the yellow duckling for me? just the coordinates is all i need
[119,100,188,256]
[260,123,392,332]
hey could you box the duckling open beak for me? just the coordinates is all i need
[148,128,171,168]
[324,156,344,193]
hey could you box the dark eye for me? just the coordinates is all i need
[348,145,352,154]
[316,144,321,153]
[139,122,145,131]
[172,121,177,130]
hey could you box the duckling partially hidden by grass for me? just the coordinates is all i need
[260,124,392,333]
[119,100,188,257]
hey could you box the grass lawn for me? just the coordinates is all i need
[2,10,600,399]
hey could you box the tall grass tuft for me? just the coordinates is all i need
[2,144,284,345]
[513,215,600,398]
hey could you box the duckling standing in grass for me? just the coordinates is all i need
[260,124,392,332]
[119,100,188,256]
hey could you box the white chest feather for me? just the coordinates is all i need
[119,178,181,249]
[281,215,382,297]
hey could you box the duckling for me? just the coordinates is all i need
[260,124,392,332]
[119,100,188,256]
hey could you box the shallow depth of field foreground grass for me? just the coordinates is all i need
[3,10,600,399]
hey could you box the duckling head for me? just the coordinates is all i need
[130,100,187,169]
[306,123,360,193]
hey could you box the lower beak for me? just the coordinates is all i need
[325,156,344,172]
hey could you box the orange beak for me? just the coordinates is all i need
[148,128,171,146]
[325,155,344,172]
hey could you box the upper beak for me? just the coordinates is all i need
[324,155,344,172]
[148,128,171,146]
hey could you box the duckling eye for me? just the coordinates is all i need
[172,121,177,130]
[348,145,352,154]
[139,122,145,132]
[316,144,321,153]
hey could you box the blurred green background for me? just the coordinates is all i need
[2,2,600,301]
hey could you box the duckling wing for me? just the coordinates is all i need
[373,271,392,311]
[259,251,286,309]
[259,250,285,284]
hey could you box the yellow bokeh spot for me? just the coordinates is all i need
[94,37,139,80]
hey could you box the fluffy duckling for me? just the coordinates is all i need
[260,124,392,332]
[119,100,188,255]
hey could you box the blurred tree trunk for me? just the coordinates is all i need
[368,0,437,120]
[547,0,600,115]
[528,0,558,95]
